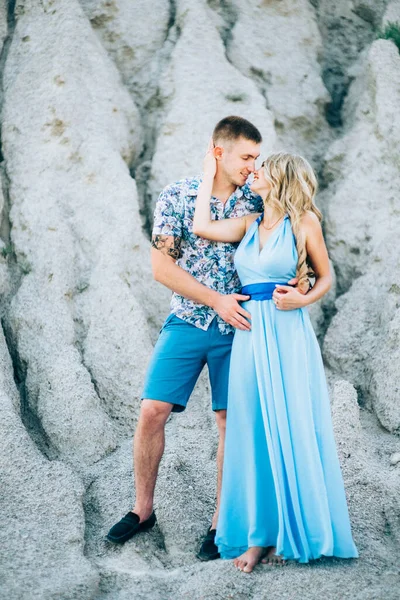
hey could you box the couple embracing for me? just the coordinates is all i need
[107,116,358,573]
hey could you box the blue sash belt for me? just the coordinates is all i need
[241,282,293,301]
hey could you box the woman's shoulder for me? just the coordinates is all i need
[297,210,324,243]
[244,212,262,232]
[299,210,321,229]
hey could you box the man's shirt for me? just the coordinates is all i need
[152,176,264,335]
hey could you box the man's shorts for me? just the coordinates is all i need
[141,314,234,412]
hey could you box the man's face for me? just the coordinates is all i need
[217,137,261,187]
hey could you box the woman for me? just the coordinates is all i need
[193,148,358,572]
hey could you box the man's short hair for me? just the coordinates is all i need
[213,116,262,145]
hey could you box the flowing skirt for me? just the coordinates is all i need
[215,300,358,563]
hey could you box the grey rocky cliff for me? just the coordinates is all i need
[0,1,399,599]
[222,0,332,164]
[322,38,400,434]
[0,327,99,599]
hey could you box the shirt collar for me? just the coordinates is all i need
[187,177,201,196]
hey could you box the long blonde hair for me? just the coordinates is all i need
[262,152,321,289]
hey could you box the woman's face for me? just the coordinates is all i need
[249,164,272,196]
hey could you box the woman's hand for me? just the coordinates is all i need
[272,214,332,311]
[203,138,217,180]
[272,285,308,310]
[193,137,247,243]
[287,276,310,295]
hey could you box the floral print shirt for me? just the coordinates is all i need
[152,176,264,334]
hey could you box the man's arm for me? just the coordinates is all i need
[151,235,252,331]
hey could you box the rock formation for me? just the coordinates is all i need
[0,1,399,599]
[322,37,400,434]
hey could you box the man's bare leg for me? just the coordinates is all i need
[197,409,227,560]
[132,399,173,521]
[211,409,226,530]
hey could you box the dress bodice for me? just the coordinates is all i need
[234,214,298,286]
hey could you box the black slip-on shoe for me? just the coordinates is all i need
[106,510,156,544]
[197,526,220,561]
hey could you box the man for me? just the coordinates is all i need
[107,116,271,559]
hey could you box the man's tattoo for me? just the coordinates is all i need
[151,235,182,260]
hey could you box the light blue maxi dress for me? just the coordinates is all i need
[215,214,358,563]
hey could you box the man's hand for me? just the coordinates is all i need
[212,293,252,331]
[272,285,308,311]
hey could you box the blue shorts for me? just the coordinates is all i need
[141,314,234,412]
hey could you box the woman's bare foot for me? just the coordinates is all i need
[233,546,268,573]
[261,546,286,566]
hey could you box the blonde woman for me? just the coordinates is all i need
[193,148,358,572]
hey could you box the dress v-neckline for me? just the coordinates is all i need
[255,214,287,256]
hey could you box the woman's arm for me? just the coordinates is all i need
[301,212,332,304]
[193,141,254,242]
[273,211,332,310]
